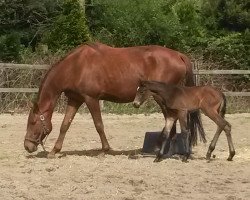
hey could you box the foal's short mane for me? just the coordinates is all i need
[142,80,174,93]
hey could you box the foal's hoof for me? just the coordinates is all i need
[47,152,56,159]
[227,151,235,161]
[206,153,211,160]
[227,157,233,161]
[181,157,188,163]
[154,157,163,163]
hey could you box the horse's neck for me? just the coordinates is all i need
[37,71,61,118]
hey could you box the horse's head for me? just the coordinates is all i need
[133,81,151,108]
[24,103,52,153]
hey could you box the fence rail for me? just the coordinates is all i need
[1,63,250,74]
[0,63,249,96]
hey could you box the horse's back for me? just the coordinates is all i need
[81,42,187,79]
[52,42,190,102]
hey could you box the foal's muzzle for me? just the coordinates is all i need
[133,101,141,108]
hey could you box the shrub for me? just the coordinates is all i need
[44,0,91,51]
[0,32,22,62]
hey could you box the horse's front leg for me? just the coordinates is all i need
[47,98,82,158]
[85,96,110,151]
[154,116,176,162]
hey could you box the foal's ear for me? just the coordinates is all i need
[139,80,147,87]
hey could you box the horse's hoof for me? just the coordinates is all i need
[47,153,56,159]
[102,146,111,152]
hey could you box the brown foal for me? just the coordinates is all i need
[133,80,235,162]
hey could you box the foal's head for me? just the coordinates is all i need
[24,103,52,153]
[133,81,151,108]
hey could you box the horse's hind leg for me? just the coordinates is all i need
[85,96,110,151]
[48,98,82,158]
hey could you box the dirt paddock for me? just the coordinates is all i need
[0,113,250,200]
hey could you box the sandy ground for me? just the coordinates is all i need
[0,112,250,200]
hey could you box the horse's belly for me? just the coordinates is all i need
[101,89,136,103]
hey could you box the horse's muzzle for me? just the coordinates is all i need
[24,140,38,153]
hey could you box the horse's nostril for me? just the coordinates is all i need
[24,140,38,153]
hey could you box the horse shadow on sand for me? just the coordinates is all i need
[26,148,208,161]
[26,148,143,159]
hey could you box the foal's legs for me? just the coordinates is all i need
[154,113,177,162]
[206,126,223,160]
[85,96,110,151]
[153,96,176,153]
[48,98,82,158]
[205,110,235,161]
[178,111,191,162]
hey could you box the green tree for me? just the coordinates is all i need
[44,0,91,51]
[0,0,62,61]
[86,0,205,51]
[0,32,22,62]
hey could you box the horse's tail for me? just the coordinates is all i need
[180,53,195,87]
[180,53,207,145]
[219,92,227,119]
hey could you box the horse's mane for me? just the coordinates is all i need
[36,42,100,100]
[41,43,100,82]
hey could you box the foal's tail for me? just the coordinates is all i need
[189,111,207,145]
[219,93,227,119]
[180,53,207,145]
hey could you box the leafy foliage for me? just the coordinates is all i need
[87,0,205,51]
[0,0,62,61]
[0,32,22,62]
[0,0,249,71]
[86,0,249,71]
[44,0,91,51]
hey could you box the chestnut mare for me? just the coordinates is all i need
[24,42,205,158]
[133,81,235,162]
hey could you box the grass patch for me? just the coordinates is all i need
[102,99,161,115]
